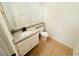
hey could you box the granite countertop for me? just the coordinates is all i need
[13,29,39,44]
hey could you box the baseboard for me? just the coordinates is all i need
[48,35,73,49]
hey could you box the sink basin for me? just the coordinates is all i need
[13,29,39,43]
[21,31,32,37]
[13,31,32,43]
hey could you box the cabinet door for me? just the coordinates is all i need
[16,33,39,56]
[31,33,39,48]
[16,38,32,56]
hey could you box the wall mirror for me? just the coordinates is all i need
[0,2,43,31]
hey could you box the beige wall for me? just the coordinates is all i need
[43,3,79,55]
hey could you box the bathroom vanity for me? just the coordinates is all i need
[16,33,39,56]
[12,23,45,56]
[13,29,39,56]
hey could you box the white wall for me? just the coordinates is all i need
[43,3,79,51]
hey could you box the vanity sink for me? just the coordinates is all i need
[13,29,39,43]
[13,31,32,43]
[21,31,32,37]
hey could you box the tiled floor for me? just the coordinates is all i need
[25,37,73,56]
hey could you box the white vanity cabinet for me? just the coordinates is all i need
[16,32,39,56]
